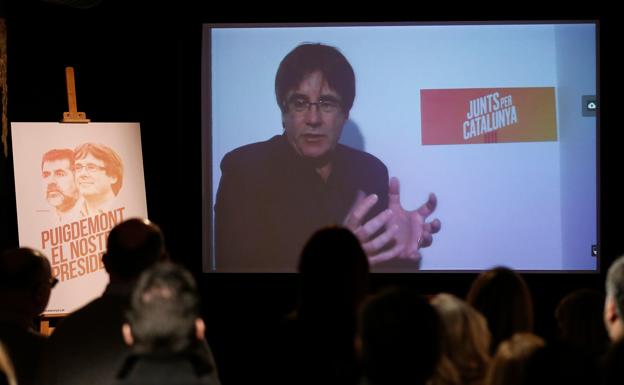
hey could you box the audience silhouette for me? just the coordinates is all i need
[114,262,220,385]
[275,226,370,385]
[430,293,491,385]
[0,247,55,385]
[483,332,544,385]
[43,218,169,385]
[467,267,533,354]
[2,224,621,385]
[358,287,442,385]
[555,288,609,358]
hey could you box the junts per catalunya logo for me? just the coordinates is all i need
[421,87,557,145]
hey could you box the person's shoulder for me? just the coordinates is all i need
[49,295,125,338]
[220,135,284,170]
[0,321,46,345]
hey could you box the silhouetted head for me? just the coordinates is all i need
[123,262,203,355]
[102,218,168,282]
[484,332,544,385]
[555,288,609,357]
[297,226,369,319]
[431,293,491,385]
[358,287,442,385]
[467,266,533,353]
[0,247,55,319]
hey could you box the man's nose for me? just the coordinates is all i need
[305,103,322,126]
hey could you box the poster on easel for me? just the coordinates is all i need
[11,121,148,315]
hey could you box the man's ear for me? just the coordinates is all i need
[122,323,134,346]
[195,318,206,341]
[606,297,619,323]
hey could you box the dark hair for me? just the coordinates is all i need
[555,288,609,357]
[275,43,355,114]
[0,247,50,291]
[359,287,442,385]
[74,142,124,195]
[467,267,534,354]
[126,262,199,354]
[297,226,369,318]
[41,148,74,171]
[103,218,166,279]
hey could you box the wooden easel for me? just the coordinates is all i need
[61,67,90,123]
[39,313,66,336]
[38,67,90,336]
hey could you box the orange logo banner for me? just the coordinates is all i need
[421,87,557,145]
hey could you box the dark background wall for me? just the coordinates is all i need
[0,1,620,383]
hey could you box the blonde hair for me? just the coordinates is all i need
[431,293,491,385]
[0,342,17,385]
[427,354,461,385]
[484,333,544,385]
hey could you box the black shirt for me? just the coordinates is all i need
[214,134,388,272]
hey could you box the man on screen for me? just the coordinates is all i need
[215,43,440,272]
[41,148,81,222]
[74,142,124,216]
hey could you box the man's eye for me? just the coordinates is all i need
[55,171,66,177]
[292,99,308,108]
[43,172,51,178]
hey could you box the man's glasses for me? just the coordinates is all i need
[287,97,341,113]
[75,163,106,173]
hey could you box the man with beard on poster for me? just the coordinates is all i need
[41,148,81,222]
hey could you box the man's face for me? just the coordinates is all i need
[75,153,116,198]
[282,70,347,160]
[42,159,79,210]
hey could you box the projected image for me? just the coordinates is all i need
[203,23,598,273]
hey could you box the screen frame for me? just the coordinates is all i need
[201,20,600,274]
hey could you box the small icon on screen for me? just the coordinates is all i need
[582,95,597,117]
